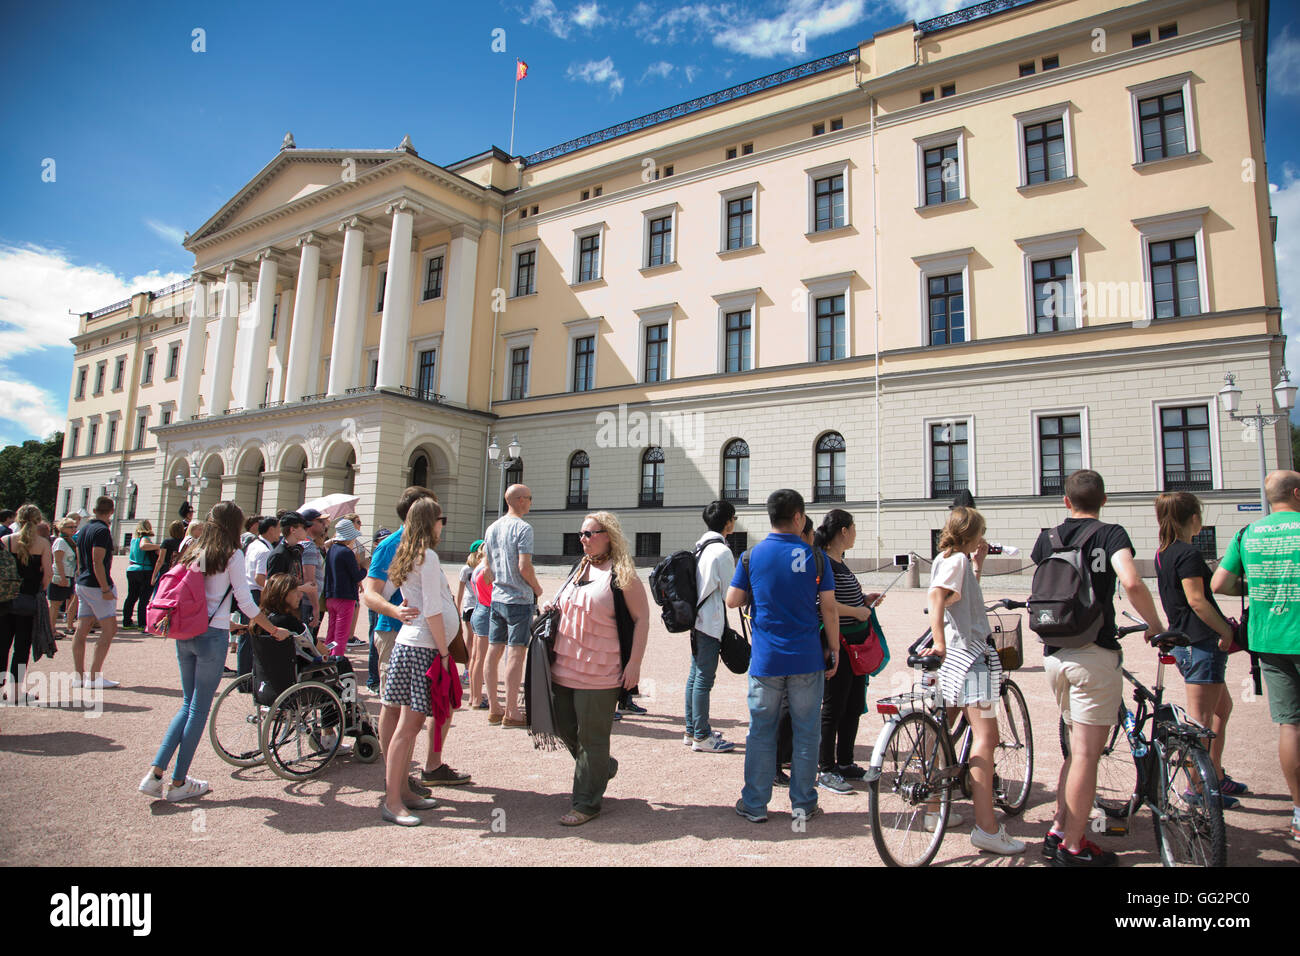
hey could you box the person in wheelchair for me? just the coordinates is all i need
[253,573,356,753]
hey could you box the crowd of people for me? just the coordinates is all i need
[1,464,1298,861]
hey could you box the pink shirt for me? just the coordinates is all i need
[550,564,623,690]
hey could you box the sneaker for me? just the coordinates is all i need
[347,637,365,646]
[1052,838,1118,867]
[794,805,824,822]
[837,763,867,781]
[923,808,964,832]
[1291,817,1300,842]
[817,771,854,794]
[138,772,165,799]
[459,672,469,687]
[366,683,381,694]
[1042,830,1064,860]
[734,799,767,823]
[1219,773,1249,796]
[773,768,790,787]
[474,697,489,710]
[971,824,1027,855]
[611,711,622,721]
[421,763,472,786]
[683,733,694,746]
[616,700,647,715]
[1182,788,1239,810]
[502,717,528,728]
[692,734,735,753]
[76,676,119,689]
[407,775,432,797]
[166,776,210,802]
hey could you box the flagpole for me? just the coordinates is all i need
[509,61,520,156]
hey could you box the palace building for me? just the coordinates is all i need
[60,0,1285,567]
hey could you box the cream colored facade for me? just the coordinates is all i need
[60,0,1285,567]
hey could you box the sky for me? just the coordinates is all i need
[2,0,1299,447]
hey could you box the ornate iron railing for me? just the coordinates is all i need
[815,484,846,503]
[151,277,194,298]
[522,49,858,166]
[300,393,326,402]
[90,298,131,319]
[918,0,1043,35]
[393,385,446,404]
[257,400,283,410]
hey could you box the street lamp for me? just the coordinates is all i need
[175,469,210,513]
[1218,369,1296,514]
[104,472,124,548]
[486,434,523,523]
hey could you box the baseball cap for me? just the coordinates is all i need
[300,507,323,523]
[373,527,393,544]
[470,538,485,553]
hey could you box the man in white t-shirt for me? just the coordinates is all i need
[686,500,738,753]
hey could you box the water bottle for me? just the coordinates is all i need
[1121,707,1147,757]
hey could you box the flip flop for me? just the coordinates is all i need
[559,809,600,827]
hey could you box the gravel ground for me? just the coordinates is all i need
[2,564,1297,867]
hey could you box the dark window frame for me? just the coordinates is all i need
[572,335,595,392]
[577,233,601,283]
[1038,414,1082,496]
[1138,90,1189,162]
[930,421,969,499]
[416,349,437,400]
[1024,117,1067,185]
[509,346,529,400]
[923,143,960,205]
[815,294,846,362]
[1149,235,1201,318]
[423,254,444,300]
[927,272,966,345]
[647,215,672,267]
[813,173,845,232]
[723,439,749,503]
[1161,405,1212,491]
[815,431,846,503]
[567,451,590,510]
[724,309,752,373]
[644,323,668,383]
[1032,255,1075,332]
[639,446,665,507]
[514,249,536,297]
[725,195,753,250]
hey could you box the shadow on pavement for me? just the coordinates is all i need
[0,731,127,756]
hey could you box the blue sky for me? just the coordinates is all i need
[2,0,1299,446]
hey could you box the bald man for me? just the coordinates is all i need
[1212,469,1300,843]
[482,484,543,726]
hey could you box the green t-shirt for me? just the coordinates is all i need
[1219,511,1300,655]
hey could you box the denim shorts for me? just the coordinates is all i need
[1172,640,1227,685]
[470,603,492,637]
[488,601,534,647]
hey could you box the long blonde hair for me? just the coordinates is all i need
[938,506,985,558]
[390,497,442,588]
[10,504,43,560]
[584,511,636,589]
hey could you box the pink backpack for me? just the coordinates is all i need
[146,561,229,640]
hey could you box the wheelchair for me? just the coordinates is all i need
[208,630,382,781]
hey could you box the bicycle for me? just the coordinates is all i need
[866,598,1034,867]
[1058,613,1226,867]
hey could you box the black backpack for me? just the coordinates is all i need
[1027,520,1105,648]
[649,542,716,633]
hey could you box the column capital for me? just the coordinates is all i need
[296,231,329,249]
[339,215,374,234]
[221,260,248,279]
[449,222,483,242]
[386,198,423,218]
[192,271,218,286]
[254,247,284,265]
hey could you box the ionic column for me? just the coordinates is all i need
[328,216,372,396]
[177,273,213,420]
[209,262,246,415]
[238,249,282,411]
[284,233,324,403]
[376,199,421,389]
[439,222,481,405]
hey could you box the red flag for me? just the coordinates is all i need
[516,59,528,81]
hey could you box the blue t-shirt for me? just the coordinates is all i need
[367,527,404,632]
[730,532,833,678]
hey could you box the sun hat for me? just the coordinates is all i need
[334,518,360,542]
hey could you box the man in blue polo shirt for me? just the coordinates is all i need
[728,488,839,823]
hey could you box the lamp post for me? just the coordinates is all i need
[1218,369,1297,515]
[486,433,523,524]
[104,472,125,549]
[174,469,210,514]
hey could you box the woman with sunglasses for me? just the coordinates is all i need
[544,511,649,826]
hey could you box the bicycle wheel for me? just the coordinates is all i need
[993,679,1034,815]
[208,673,266,767]
[1151,736,1226,867]
[1059,707,1136,817]
[869,712,952,867]
[260,681,343,781]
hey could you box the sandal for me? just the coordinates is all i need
[559,808,600,827]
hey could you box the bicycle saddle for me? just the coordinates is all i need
[1147,630,1191,649]
[907,654,943,670]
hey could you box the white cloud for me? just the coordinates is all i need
[888,0,962,21]
[1269,25,1300,96]
[714,0,866,57]
[523,0,571,38]
[145,219,186,246]
[572,1,605,29]
[1269,173,1300,400]
[629,2,731,45]
[566,57,625,96]
[684,64,699,83]
[641,60,675,81]
[0,373,65,446]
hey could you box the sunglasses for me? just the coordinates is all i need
[578,529,606,539]
[436,516,448,526]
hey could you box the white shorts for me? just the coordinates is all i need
[1044,643,1123,727]
[75,583,118,622]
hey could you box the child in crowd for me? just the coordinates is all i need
[456,540,489,708]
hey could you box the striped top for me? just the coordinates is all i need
[929,550,1001,706]
[827,557,866,627]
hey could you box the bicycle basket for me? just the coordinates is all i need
[989,612,1023,671]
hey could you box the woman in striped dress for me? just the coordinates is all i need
[923,506,1025,855]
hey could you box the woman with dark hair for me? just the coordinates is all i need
[812,509,884,794]
[139,501,291,802]
[1,505,52,703]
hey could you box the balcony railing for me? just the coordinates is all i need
[394,385,446,404]
[300,393,326,402]
[931,479,968,498]
[1040,474,1065,496]
[566,494,588,510]
[639,490,664,508]
[814,484,846,503]
[257,400,283,410]
[722,488,749,503]
[1164,470,1212,491]
[346,385,375,395]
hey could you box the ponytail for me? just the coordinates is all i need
[814,508,854,551]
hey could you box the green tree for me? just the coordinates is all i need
[0,432,64,520]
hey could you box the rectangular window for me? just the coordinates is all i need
[63,488,71,516]
[509,346,529,400]
[593,186,602,197]
[106,419,117,452]
[161,409,172,426]
[75,367,87,399]
[1042,55,1059,70]
[1158,23,1178,40]
[113,356,125,390]
[1132,30,1151,46]
[375,269,387,312]
[940,83,956,97]
[1161,406,1212,490]
[1024,119,1067,184]
[563,533,583,557]
[135,413,148,450]
[141,351,154,385]
[726,196,753,250]
[830,117,843,132]
[931,421,969,498]
[812,122,825,136]
[1032,256,1076,332]
[724,309,752,373]
[924,143,960,205]
[726,147,737,160]
[578,233,600,282]
[635,533,661,558]
[572,336,594,392]
[69,425,80,457]
[920,88,935,103]
[368,358,378,388]
[416,349,437,400]
[815,295,846,362]
[424,255,444,299]
[127,486,138,521]
[1038,415,1082,495]
[94,362,106,395]
[813,174,845,232]
[167,344,180,379]
[581,189,590,201]
[87,423,97,453]
[742,143,753,155]
[1190,526,1215,561]
[269,302,278,340]
[644,323,668,383]
[514,249,536,296]
[1149,236,1200,318]
[662,166,674,177]
[725,531,748,558]
[927,273,966,345]
[1019,61,1035,77]
[647,215,672,267]
[81,488,89,511]
[1138,91,1188,161]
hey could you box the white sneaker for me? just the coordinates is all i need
[923,808,964,832]
[79,676,119,689]
[971,824,1027,855]
[692,734,736,752]
[166,776,210,802]
[683,733,693,746]
[138,772,165,799]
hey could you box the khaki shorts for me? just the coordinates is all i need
[374,628,398,697]
[1044,643,1123,727]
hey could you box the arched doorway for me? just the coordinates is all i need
[197,453,224,518]
[281,445,308,511]
[407,444,451,506]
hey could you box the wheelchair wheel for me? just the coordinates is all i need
[354,734,382,763]
[208,673,265,767]
[260,681,343,781]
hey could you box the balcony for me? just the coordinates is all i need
[566,493,588,511]
[1040,474,1064,496]
[1164,470,1212,492]
[722,487,749,504]
[639,490,664,508]
[395,385,446,404]
[814,483,846,503]
[931,479,968,498]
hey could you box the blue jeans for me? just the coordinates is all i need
[488,601,534,647]
[366,609,380,689]
[741,671,825,815]
[152,627,228,782]
[684,630,722,739]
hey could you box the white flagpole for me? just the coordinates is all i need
[509,62,520,155]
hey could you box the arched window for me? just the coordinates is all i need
[722,439,749,503]
[639,446,664,507]
[411,453,429,488]
[567,451,590,510]
[814,432,846,502]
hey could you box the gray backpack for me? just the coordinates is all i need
[1028,521,1105,648]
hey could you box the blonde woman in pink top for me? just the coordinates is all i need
[545,511,649,826]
